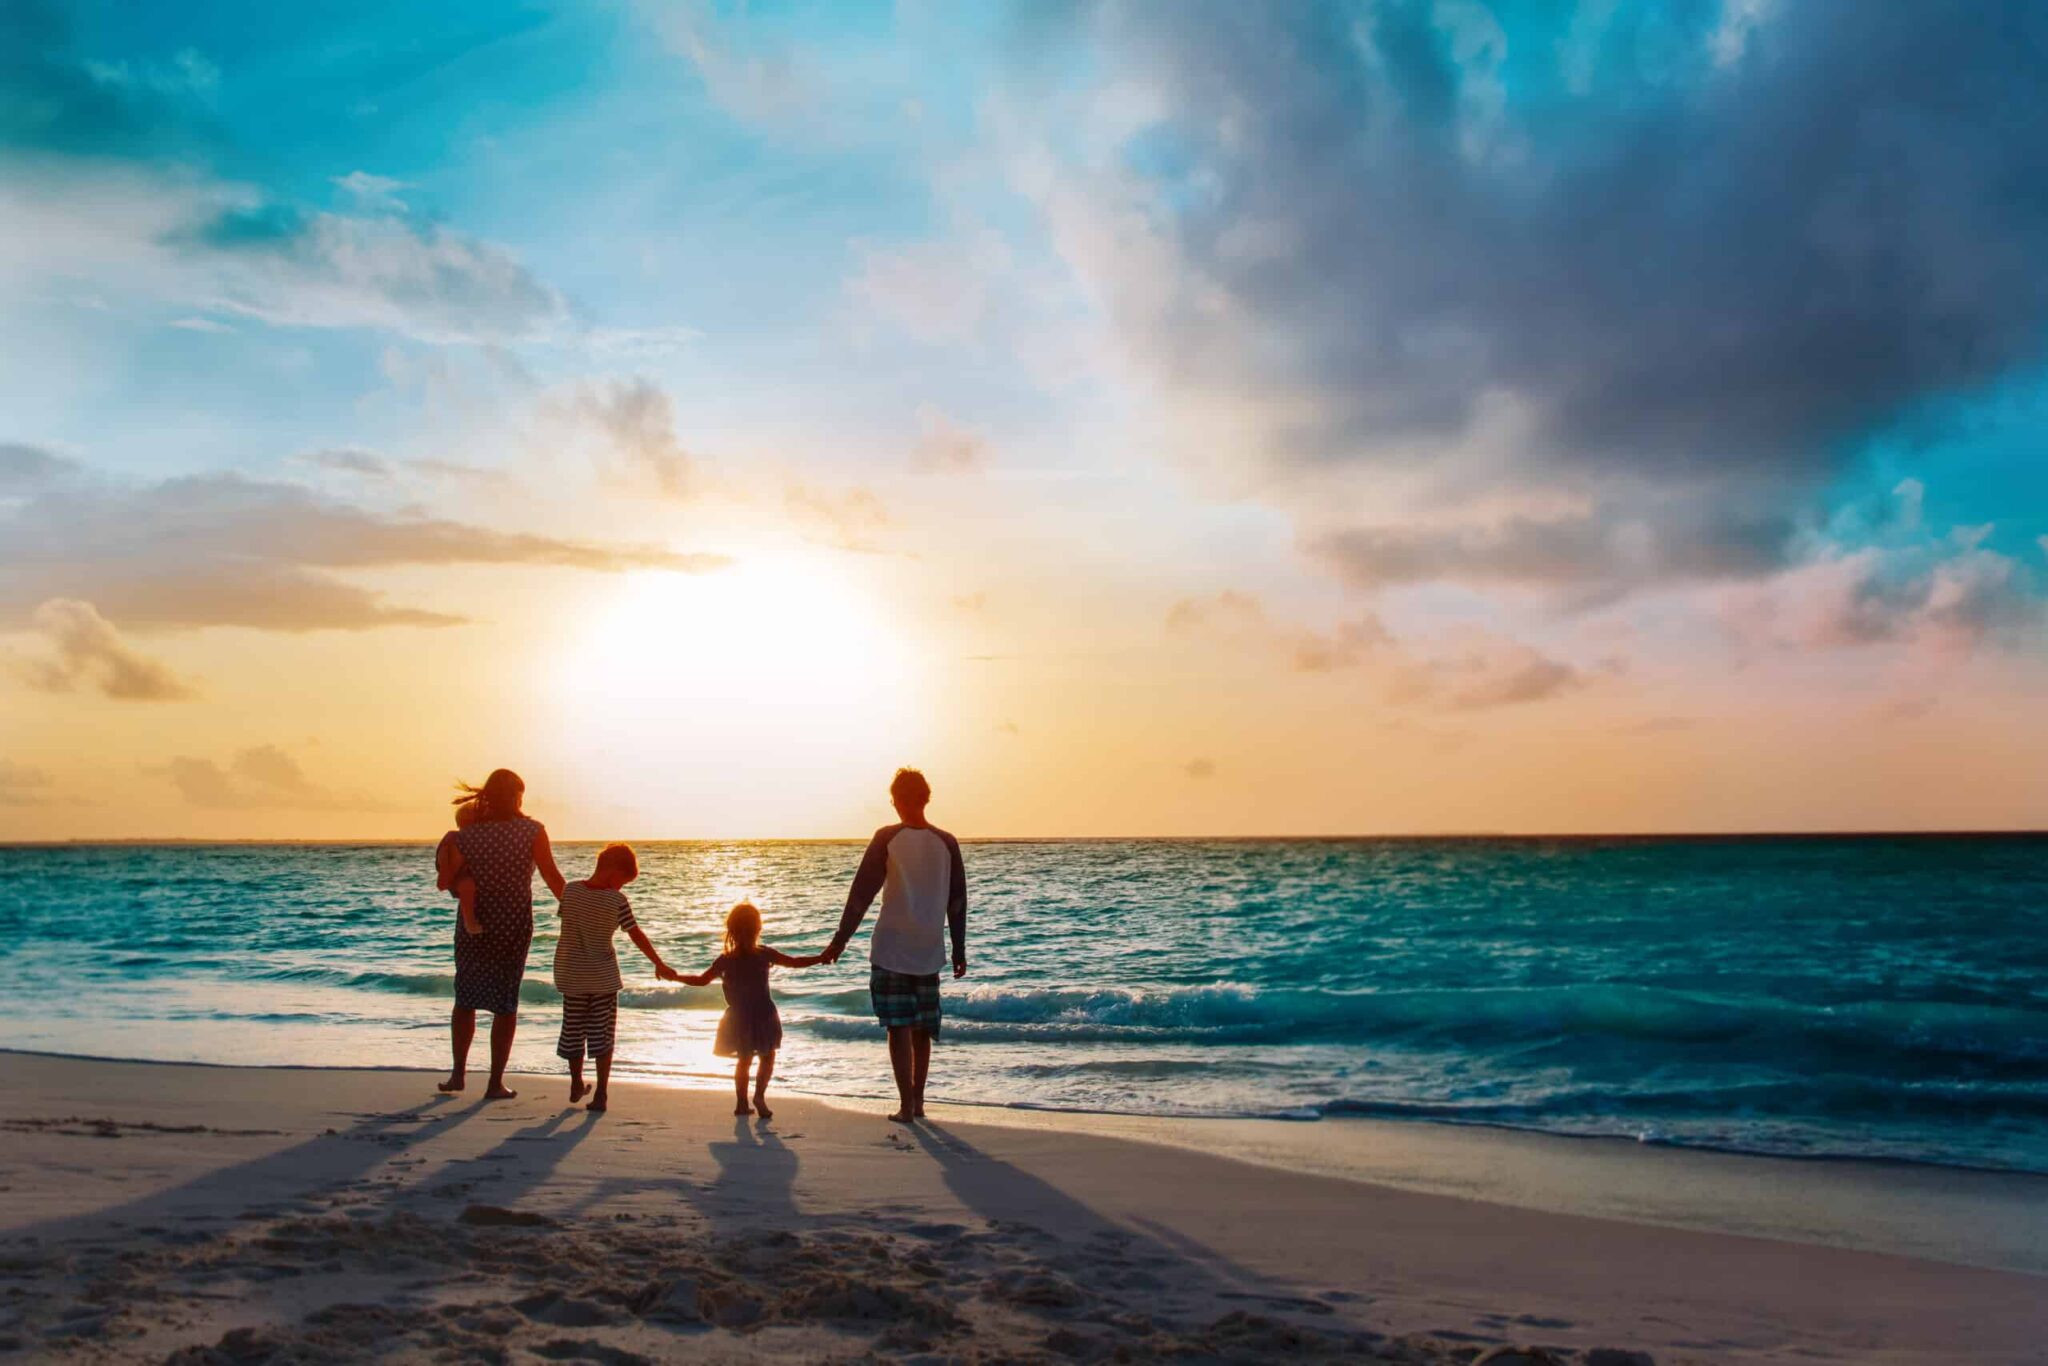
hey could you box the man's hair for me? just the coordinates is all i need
[890,767,931,807]
[596,843,638,880]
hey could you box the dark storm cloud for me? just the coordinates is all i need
[1070,0,2048,588]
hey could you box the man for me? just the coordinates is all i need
[822,768,967,1123]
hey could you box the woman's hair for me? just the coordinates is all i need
[724,902,763,958]
[454,768,525,820]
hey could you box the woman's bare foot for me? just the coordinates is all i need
[437,1074,466,1094]
[887,1109,916,1124]
[753,1096,773,1120]
[484,1084,518,1101]
[733,1103,753,1116]
[587,1092,608,1113]
[568,1079,588,1104]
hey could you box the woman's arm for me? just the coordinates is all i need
[763,946,825,969]
[532,824,567,899]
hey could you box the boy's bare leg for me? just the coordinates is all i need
[440,1007,475,1092]
[733,1053,754,1115]
[484,1012,519,1100]
[911,1028,932,1117]
[752,1050,776,1119]
[588,1056,612,1112]
[567,1056,587,1105]
[885,1027,917,1123]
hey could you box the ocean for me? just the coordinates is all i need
[2,836,2044,1174]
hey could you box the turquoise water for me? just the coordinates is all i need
[1,837,2044,1173]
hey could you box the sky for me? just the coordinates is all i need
[3,0,2047,839]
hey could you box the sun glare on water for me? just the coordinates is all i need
[547,558,932,834]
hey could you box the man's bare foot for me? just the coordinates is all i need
[484,1084,518,1101]
[887,1109,916,1124]
[733,1103,753,1116]
[437,1074,466,1094]
[587,1093,608,1113]
[753,1097,773,1120]
[569,1079,588,1104]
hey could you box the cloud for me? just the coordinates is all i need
[167,315,233,333]
[1184,757,1216,780]
[910,404,991,475]
[786,483,890,553]
[1717,540,2037,662]
[1020,3,2048,597]
[1,7,567,346]
[16,598,196,700]
[0,759,56,806]
[332,171,410,208]
[0,442,77,494]
[298,448,392,478]
[848,232,1013,343]
[1168,590,1587,711]
[574,378,697,498]
[150,743,398,810]
[0,461,729,632]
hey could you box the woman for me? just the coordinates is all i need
[435,768,565,1099]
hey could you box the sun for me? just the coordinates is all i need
[546,555,933,834]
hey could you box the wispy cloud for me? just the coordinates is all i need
[16,598,197,701]
[149,744,401,810]
[0,449,728,632]
[0,759,57,806]
[910,403,990,475]
[1168,591,1589,712]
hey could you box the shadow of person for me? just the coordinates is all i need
[4,1093,483,1249]
[700,1116,801,1237]
[908,1119,1319,1326]
[402,1103,600,1216]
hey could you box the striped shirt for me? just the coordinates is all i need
[552,882,637,996]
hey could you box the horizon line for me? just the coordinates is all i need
[4,828,2047,848]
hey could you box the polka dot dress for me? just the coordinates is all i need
[452,815,541,1016]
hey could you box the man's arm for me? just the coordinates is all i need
[825,828,893,962]
[944,830,967,978]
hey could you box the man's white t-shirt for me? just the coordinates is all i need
[830,822,967,976]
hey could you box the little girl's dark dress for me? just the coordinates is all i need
[713,951,783,1056]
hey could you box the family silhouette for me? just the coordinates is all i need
[431,766,968,1123]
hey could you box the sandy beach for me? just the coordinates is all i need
[2,1053,2042,1364]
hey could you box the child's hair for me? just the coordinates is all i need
[595,842,638,881]
[890,767,931,807]
[724,902,762,957]
[454,768,524,819]
[454,799,481,829]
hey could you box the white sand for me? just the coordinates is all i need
[1,1053,2041,1364]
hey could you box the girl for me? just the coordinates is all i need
[663,903,822,1118]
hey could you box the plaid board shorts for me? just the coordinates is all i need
[870,966,942,1034]
[557,992,619,1061]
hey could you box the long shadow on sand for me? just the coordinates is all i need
[2,1093,485,1249]
[909,1118,1351,1327]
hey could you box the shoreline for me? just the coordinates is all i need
[4,1053,2043,1363]
[9,1047,2045,1280]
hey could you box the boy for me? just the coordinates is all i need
[554,843,673,1112]
[821,768,968,1123]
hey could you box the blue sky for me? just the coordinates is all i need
[4,0,2048,836]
